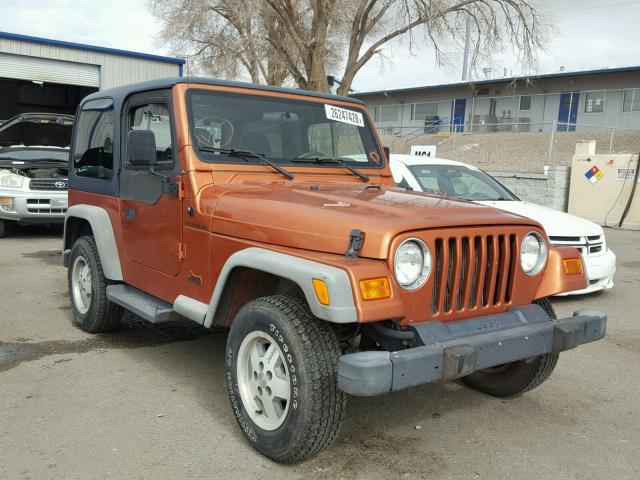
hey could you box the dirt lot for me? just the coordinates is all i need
[1,226,639,480]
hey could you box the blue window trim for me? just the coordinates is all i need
[0,31,186,67]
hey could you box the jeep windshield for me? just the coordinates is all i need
[188,90,384,168]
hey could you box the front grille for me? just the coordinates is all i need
[29,178,68,191]
[431,233,517,314]
[548,234,603,257]
[549,235,581,242]
[26,198,67,214]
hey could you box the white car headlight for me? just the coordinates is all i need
[0,173,25,188]
[394,239,431,290]
[520,232,547,276]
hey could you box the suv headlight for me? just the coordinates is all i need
[520,232,547,275]
[0,173,25,188]
[394,239,431,290]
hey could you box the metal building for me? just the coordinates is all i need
[0,31,185,120]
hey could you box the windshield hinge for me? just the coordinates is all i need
[178,243,186,261]
[177,177,186,199]
[345,229,365,259]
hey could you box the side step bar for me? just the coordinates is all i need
[106,284,181,323]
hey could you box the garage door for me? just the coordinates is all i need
[0,53,100,88]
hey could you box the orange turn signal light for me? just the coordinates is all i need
[563,258,584,275]
[359,277,392,301]
[312,278,330,305]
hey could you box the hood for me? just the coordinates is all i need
[204,183,540,259]
[0,113,74,149]
[476,200,603,238]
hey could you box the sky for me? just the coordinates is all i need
[1,0,639,93]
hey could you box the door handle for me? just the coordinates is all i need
[125,208,136,221]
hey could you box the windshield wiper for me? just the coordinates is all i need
[198,146,294,180]
[291,156,369,181]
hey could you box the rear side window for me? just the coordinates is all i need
[73,99,115,180]
[128,103,174,168]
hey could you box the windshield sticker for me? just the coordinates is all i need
[325,105,364,127]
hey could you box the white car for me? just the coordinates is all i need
[390,154,616,295]
[0,113,73,237]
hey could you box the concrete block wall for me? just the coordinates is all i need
[489,166,570,211]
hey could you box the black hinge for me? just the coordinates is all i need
[345,229,365,258]
[162,181,179,197]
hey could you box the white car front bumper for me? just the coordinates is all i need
[0,188,68,224]
[555,249,616,296]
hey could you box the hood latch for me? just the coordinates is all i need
[345,229,364,258]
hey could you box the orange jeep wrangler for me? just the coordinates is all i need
[63,78,606,463]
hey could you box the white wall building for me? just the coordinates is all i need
[0,31,185,120]
[352,66,640,134]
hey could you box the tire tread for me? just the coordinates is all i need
[234,295,346,463]
[69,236,122,333]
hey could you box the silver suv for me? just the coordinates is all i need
[0,113,73,237]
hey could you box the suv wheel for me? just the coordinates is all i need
[226,295,347,463]
[0,219,6,238]
[461,298,559,397]
[68,236,122,333]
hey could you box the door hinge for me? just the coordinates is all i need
[178,243,186,261]
[178,177,186,199]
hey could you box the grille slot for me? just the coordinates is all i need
[431,234,516,314]
[29,178,68,191]
[26,198,67,214]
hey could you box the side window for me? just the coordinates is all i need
[128,103,173,168]
[73,99,115,180]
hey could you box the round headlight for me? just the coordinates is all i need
[0,173,24,188]
[394,239,431,290]
[520,232,547,276]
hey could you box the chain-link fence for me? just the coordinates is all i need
[379,121,640,173]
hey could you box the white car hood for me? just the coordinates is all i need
[476,201,603,238]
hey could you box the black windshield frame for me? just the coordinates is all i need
[407,164,519,201]
[186,89,384,169]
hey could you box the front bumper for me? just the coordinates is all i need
[556,249,616,296]
[0,188,67,223]
[338,305,606,396]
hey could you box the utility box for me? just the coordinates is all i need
[568,152,640,230]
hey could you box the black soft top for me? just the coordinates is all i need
[81,76,364,111]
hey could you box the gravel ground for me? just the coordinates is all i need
[1,225,639,480]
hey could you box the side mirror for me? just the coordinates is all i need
[127,130,157,166]
[383,146,390,161]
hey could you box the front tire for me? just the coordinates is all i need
[68,236,122,333]
[226,295,347,463]
[461,298,559,397]
[0,219,6,238]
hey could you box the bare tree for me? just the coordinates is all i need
[150,0,289,85]
[151,0,547,94]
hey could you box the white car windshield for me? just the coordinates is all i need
[408,165,518,201]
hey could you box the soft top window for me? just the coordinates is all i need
[73,99,115,181]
